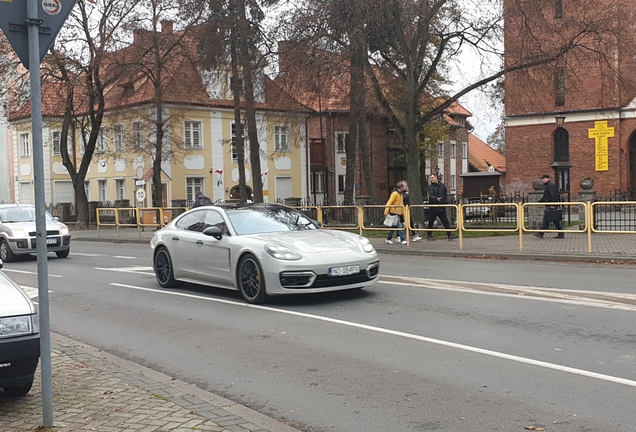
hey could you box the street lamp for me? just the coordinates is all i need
[555,114,566,129]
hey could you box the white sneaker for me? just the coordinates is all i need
[401,240,407,245]
[385,239,393,244]
[412,235,422,242]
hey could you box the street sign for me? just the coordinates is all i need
[0,0,78,69]
[136,188,146,202]
[135,180,146,186]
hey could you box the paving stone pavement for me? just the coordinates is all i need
[0,334,300,432]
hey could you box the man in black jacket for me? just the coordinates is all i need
[426,174,457,241]
[534,174,564,239]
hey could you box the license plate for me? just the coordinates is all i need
[329,265,359,276]
[46,238,57,245]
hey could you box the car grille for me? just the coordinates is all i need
[0,358,39,380]
[281,262,379,289]
[28,230,60,236]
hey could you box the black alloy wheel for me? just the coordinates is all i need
[237,254,269,304]
[154,247,181,288]
[0,239,16,262]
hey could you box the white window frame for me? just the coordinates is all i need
[451,174,456,191]
[450,142,456,159]
[231,123,249,163]
[97,127,107,153]
[336,132,348,153]
[20,133,30,157]
[133,121,144,150]
[338,174,345,193]
[311,171,325,194]
[84,180,90,201]
[229,75,244,94]
[462,142,468,159]
[115,179,126,201]
[437,141,444,158]
[274,125,290,152]
[98,180,107,202]
[185,120,202,149]
[114,124,125,152]
[186,177,204,202]
[52,131,61,156]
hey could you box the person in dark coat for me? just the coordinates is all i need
[192,191,213,208]
[534,174,564,239]
[426,174,457,241]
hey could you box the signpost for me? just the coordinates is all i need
[0,0,78,427]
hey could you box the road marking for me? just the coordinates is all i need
[72,252,107,257]
[21,286,51,299]
[96,266,154,275]
[380,276,636,312]
[2,268,63,278]
[113,256,138,260]
[111,282,636,389]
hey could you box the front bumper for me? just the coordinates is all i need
[0,334,40,388]
[7,234,71,255]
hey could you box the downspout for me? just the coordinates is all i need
[305,114,311,204]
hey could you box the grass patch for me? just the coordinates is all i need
[153,393,169,401]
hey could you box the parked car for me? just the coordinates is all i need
[0,204,71,262]
[151,203,379,304]
[0,258,40,396]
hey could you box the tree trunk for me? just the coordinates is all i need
[230,24,247,202]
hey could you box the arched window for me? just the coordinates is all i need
[554,128,569,162]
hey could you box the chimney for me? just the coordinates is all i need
[161,20,174,34]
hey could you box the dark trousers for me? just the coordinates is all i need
[540,217,563,232]
[427,210,451,237]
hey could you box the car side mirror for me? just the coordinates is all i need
[312,219,323,228]
[54,216,60,221]
[202,226,223,240]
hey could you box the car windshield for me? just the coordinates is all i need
[226,206,318,235]
[0,207,54,223]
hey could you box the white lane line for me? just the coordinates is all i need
[111,282,636,388]
[95,266,154,275]
[21,286,51,299]
[113,256,138,260]
[2,268,63,278]
[72,252,107,257]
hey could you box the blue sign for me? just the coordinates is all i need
[0,0,78,69]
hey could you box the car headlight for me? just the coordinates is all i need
[60,225,69,235]
[10,228,27,238]
[359,236,375,253]
[0,315,34,338]
[265,244,302,260]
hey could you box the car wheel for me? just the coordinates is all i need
[3,380,33,397]
[237,254,269,304]
[56,247,70,258]
[0,238,16,262]
[154,247,181,288]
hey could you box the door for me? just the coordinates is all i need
[171,210,207,279]
[20,182,32,204]
[275,176,292,202]
[195,209,232,286]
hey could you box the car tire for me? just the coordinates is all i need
[3,380,33,397]
[154,247,182,288]
[237,254,269,304]
[0,238,16,262]
[56,247,70,258]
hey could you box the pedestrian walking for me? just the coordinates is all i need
[384,181,408,245]
[533,174,564,239]
[192,191,213,208]
[426,174,457,241]
[403,187,422,242]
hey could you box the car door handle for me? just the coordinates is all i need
[172,236,180,241]
[196,240,203,245]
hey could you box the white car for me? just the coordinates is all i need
[0,204,71,262]
[0,259,40,396]
[150,203,379,303]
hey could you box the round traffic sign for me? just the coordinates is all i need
[42,0,62,16]
[136,188,146,202]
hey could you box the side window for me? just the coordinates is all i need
[204,210,230,235]
[175,211,207,232]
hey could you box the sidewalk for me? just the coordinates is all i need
[0,334,300,432]
[73,227,636,262]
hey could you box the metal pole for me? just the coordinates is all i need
[26,0,53,426]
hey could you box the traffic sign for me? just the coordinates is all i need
[136,188,146,202]
[0,0,78,69]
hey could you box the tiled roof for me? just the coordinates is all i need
[469,133,506,173]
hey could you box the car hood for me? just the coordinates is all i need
[0,272,36,316]
[250,230,365,253]
[3,220,66,234]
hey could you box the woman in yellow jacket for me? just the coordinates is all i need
[384,181,408,244]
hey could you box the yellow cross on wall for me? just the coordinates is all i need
[588,121,614,172]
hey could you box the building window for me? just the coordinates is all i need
[338,175,345,193]
[186,177,204,201]
[555,0,562,18]
[450,174,456,191]
[231,123,249,163]
[556,69,565,106]
[185,121,202,149]
[20,133,30,157]
[116,179,126,200]
[450,142,456,159]
[388,149,406,190]
[52,131,61,156]
[229,75,244,94]
[275,126,290,152]
[98,180,107,202]
[97,127,107,153]
[462,142,468,159]
[336,132,348,153]
[554,129,569,162]
[311,171,325,194]
[114,125,124,152]
[437,142,444,158]
[84,180,90,200]
[133,121,144,149]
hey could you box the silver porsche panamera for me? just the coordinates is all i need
[150,203,379,303]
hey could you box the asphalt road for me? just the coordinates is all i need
[3,242,635,432]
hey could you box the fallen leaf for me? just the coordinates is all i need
[524,427,535,431]
[459,417,466,420]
